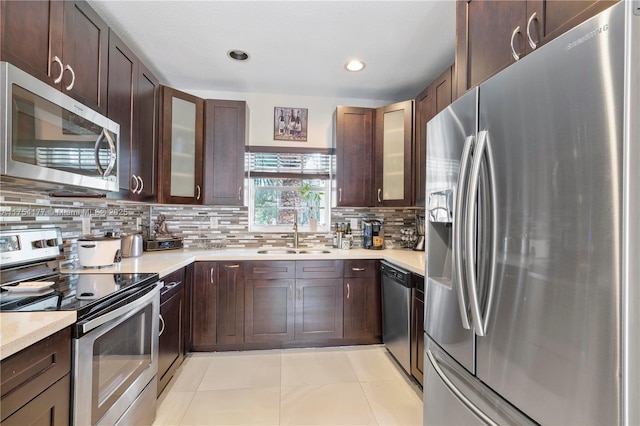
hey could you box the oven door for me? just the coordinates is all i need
[73,283,160,426]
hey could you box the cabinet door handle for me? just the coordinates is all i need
[224,264,240,268]
[52,56,64,84]
[164,280,182,291]
[138,176,144,194]
[210,267,215,284]
[297,288,301,300]
[289,285,293,301]
[131,174,140,192]
[64,64,76,91]
[238,186,242,200]
[339,188,342,203]
[196,185,201,200]
[510,26,521,61]
[346,282,350,299]
[158,314,165,336]
[377,188,382,203]
[352,267,366,272]
[526,12,538,50]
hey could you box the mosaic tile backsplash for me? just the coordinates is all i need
[0,189,424,265]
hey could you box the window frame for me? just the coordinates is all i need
[246,147,334,233]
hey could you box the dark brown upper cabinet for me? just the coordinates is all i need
[132,61,160,201]
[158,86,204,205]
[414,65,454,206]
[335,106,375,207]
[1,0,108,114]
[203,100,248,205]
[107,31,159,202]
[455,0,618,97]
[374,100,413,207]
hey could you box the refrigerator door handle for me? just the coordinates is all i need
[481,132,498,333]
[465,130,489,336]
[426,349,499,426]
[453,135,475,330]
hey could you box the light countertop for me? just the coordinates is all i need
[0,311,76,360]
[2,248,424,361]
[61,248,426,277]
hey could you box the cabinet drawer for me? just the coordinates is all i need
[344,260,378,278]
[161,267,185,302]
[1,373,70,425]
[296,260,344,279]
[245,261,296,280]
[1,327,71,419]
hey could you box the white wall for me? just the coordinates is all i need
[188,89,392,149]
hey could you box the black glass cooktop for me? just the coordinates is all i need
[0,272,159,319]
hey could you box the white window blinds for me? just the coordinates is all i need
[245,150,334,179]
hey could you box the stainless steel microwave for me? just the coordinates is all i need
[0,61,120,193]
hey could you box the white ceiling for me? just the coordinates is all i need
[88,0,456,102]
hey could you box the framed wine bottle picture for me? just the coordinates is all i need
[274,107,308,141]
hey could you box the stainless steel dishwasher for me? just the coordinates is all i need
[381,260,413,375]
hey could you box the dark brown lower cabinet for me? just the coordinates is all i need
[216,261,245,346]
[245,278,295,342]
[0,327,71,425]
[1,374,70,426]
[183,263,194,354]
[192,262,218,350]
[244,260,296,343]
[191,261,244,350]
[410,274,425,386]
[295,278,344,341]
[193,259,382,351]
[343,260,381,341]
[158,268,185,396]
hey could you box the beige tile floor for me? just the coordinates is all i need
[154,345,423,426]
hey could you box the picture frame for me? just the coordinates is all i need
[274,107,308,141]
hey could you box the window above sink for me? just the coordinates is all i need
[246,149,333,233]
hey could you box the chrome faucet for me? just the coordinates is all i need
[292,210,299,249]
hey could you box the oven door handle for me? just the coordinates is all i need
[78,282,161,334]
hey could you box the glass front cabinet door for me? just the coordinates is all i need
[374,100,413,206]
[159,86,204,204]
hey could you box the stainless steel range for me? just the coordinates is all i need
[0,228,161,425]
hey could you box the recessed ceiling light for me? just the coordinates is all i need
[345,60,365,72]
[228,50,250,61]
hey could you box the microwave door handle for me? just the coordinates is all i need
[103,130,117,177]
[465,130,489,336]
[94,129,117,178]
[94,130,106,176]
[453,135,475,330]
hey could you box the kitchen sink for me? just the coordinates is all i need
[256,249,332,255]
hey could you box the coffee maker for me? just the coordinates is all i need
[414,214,425,251]
[362,219,384,249]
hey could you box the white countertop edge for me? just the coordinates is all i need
[61,248,426,277]
[0,311,76,360]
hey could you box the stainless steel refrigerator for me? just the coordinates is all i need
[423,2,639,424]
